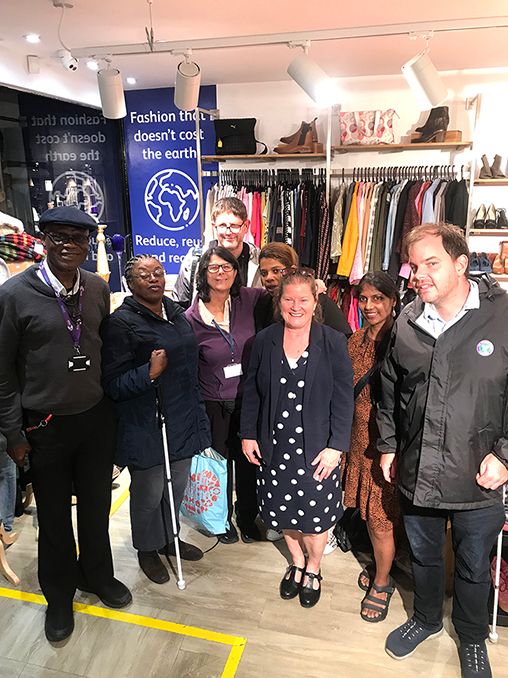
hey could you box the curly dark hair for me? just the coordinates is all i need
[196,246,242,303]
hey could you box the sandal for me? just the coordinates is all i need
[299,570,322,608]
[357,567,372,592]
[280,564,305,600]
[360,579,395,623]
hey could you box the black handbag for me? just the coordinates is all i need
[213,118,268,156]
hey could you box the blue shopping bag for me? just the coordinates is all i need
[180,448,228,535]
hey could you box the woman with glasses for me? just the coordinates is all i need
[101,255,211,585]
[254,242,352,336]
[185,246,267,544]
[241,269,354,607]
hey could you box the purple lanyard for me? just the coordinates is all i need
[40,264,84,352]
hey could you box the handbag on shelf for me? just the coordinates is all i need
[213,118,268,155]
[180,447,228,535]
[339,109,396,146]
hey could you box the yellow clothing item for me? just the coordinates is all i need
[336,183,359,277]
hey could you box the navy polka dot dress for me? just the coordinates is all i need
[257,350,343,534]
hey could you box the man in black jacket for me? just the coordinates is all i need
[0,207,131,642]
[378,223,508,678]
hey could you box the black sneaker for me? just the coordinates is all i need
[459,642,492,677]
[385,616,443,659]
[217,525,239,544]
[159,541,203,561]
[138,550,170,584]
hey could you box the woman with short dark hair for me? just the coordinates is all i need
[185,246,267,544]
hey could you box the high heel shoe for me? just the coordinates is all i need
[479,154,494,179]
[0,523,18,547]
[486,204,497,229]
[412,106,449,143]
[497,208,508,229]
[0,539,20,586]
[491,154,506,178]
[473,204,487,229]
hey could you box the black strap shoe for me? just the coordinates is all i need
[280,564,305,600]
[299,571,323,608]
[78,577,132,608]
[139,550,170,583]
[45,603,74,642]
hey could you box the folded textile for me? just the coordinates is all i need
[0,233,45,262]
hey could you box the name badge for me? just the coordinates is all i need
[224,363,242,379]
[68,354,91,372]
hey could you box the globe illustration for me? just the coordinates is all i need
[144,169,199,232]
[52,171,105,220]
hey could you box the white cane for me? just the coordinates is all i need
[489,484,506,643]
[157,387,186,590]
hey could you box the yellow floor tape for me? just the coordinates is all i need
[0,480,247,677]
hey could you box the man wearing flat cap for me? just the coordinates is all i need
[0,206,131,642]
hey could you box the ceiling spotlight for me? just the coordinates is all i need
[57,48,78,71]
[97,66,127,119]
[402,45,447,109]
[86,59,99,71]
[126,76,137,85]
[24,33,41,44]
[287,51,339,106]
[174,55,201,111]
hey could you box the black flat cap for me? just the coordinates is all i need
[39,206,98,232]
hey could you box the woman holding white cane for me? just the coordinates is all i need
[101,255,211,584]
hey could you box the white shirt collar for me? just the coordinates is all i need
[416,279,480,338]
[38,259,81,297]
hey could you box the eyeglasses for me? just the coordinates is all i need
[133,269,166,281]
[281,266,315,278]
[45,232,90,247]
[215,222,244,234]
[207,263,234,273]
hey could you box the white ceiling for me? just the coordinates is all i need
[2,0,508,92]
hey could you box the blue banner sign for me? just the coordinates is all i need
[124,86,217,273]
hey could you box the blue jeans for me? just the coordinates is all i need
[0,433,16,531]
[402,496,505,643]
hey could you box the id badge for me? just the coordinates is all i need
[68,354,91,372]
[224,363,242,379]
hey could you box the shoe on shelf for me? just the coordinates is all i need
[217,524,239,544]
[473,204,487,229]
[323,528,338,555]
[239,522,263,543]
[138,550,170,583]
[280,563,305,600]
[485,204,497,229]
[478,253,492,273]
[78,577,132,608]
[458,641,492,677]
[385,616,443,660]
[479,154,494,179]
[497,208,508,229]
[45,603,74,642]
[491,154,506,179]
[159,540,203,561]
[412,106,449,143]
[266,528,284,542]
[299,570,322,608]
[469,252,480,272]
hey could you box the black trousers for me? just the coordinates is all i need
[204,400,257,529]
[26,399,116,608]
[129,458,191,552]
[402,496,505,643]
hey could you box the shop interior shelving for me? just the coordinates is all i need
[469,229,508,235]
[201,153,325,162]
[332,142,472,153]
[474,179,508,186]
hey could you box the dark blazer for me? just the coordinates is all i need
[101,296,211,469]
[240,321,354,468]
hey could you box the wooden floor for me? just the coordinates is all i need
[1,472,507,678]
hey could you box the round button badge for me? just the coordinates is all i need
[476,339,494,357]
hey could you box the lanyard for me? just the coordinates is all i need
[212,320,236,361]
[40,264,84,352]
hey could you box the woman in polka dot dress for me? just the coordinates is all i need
[240,270,354,608]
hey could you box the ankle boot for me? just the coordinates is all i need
[274,121,313,154]
[138,550,169,584]
[497,208,508,229]
[413,106,449,143]
[309,118,324,153]
[473,204,487,228]
[492,253,504,275]
[486,204,497,228]
[491,154,506,178]
[280,122,306,145]
[479,155,494,179]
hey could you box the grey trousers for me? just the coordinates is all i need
[129,458,192,552]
